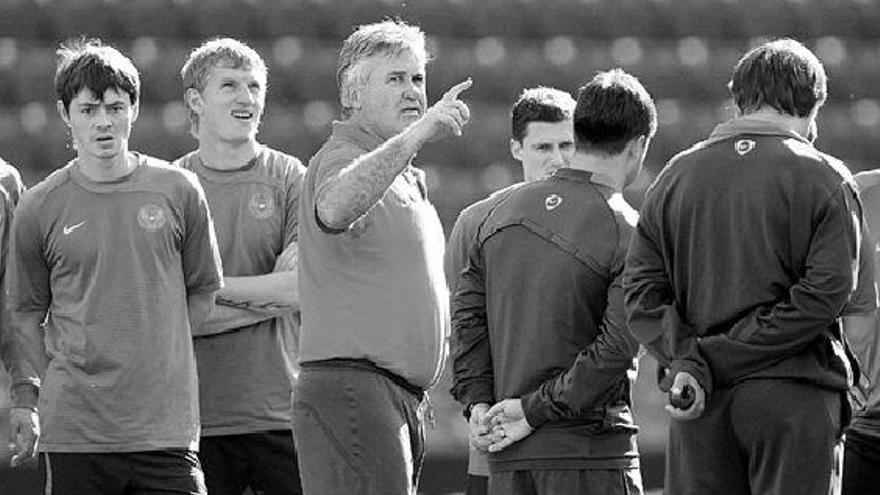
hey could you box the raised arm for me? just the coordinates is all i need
[317,79,471,230]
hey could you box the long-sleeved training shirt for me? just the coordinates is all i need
[624,115,875,397]
[451,167,641,471]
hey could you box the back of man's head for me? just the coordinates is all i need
[573,69,657,155]
[510,87,575,142]
[336,19,427,117]
[55,38,140,113]
[730,38,826,118]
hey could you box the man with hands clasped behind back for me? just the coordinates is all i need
[445,86,576,495]
[451,69,656,495]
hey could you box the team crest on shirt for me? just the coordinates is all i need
[137,204,166,231]
[545,193,563,211]
[248,191,275,219]
[735,139,756,156]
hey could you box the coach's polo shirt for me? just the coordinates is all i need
[298,120,448,390]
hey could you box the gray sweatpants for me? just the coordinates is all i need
[666,378,844,495]
[291,365,425,495]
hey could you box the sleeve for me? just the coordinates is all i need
[449,229,495,409]
[521,244,641,427]
[445,208,476,294]
[7,197,50,314]
[697,184,860,387]
[311,145,367,235]
[181,174,224,294]
[282,158,306,247]
[841,197,877,316]
[4,195,46,387]
[623,190,714,394]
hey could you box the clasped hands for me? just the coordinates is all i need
[468,399,534,454]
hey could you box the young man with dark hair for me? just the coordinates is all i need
[451,69,655,495]
[176,37,304,495]
[293,19,471,495]
[624,38,875,495]
[6,38,223,495]
[445,86,575,495]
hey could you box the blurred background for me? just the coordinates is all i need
[0,0,879,493]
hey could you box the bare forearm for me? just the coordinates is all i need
[316,129,424,230]
[187,291,216,336]
[195,303,291,338]
[217,272,299,310]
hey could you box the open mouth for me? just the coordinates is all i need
[401,107,421,117]
[231,109,255,121]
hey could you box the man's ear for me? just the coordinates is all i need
[184,88,203,115]
[509,138,523,162]
[56,100,69,125]
[131,101,140,123]
[341,84,361,112]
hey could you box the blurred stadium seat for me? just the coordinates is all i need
[0,0,878,492]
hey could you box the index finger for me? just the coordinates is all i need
[442,78,473,102]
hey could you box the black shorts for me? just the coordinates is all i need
[199,430,301,495]
[40,450,206,495]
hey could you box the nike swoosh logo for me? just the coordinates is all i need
[63,221,85,235]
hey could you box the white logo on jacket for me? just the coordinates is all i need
[545,194,563,211]
[735,139,756,155]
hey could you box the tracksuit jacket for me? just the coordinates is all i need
[623,116,875,400]
[451,167,641,471]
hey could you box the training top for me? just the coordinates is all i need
[624,116,876,397]
[176,146,305,436]
[451,168,641,471]
[7,154,223,452]
[0,160,26,383]
[849,170,880,438]
[445,183,524,296]
[298,120,448,390]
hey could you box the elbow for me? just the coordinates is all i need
[316,199,351,232]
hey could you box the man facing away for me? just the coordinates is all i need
[293,19,471,495]
[175,38,305,495]
[451,69,655,495]
[6,39,223,495]
[444,86,575,495]
[624,38,876,495]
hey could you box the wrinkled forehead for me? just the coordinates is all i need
[207,60,267,84]
[358,49,426,79]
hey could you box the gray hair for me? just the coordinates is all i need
[337,20,428,118]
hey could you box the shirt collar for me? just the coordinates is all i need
[551,167,593,183]
[331,119,386,152]
[705,114,811,147]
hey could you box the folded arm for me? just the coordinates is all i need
[195,242,299,337]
